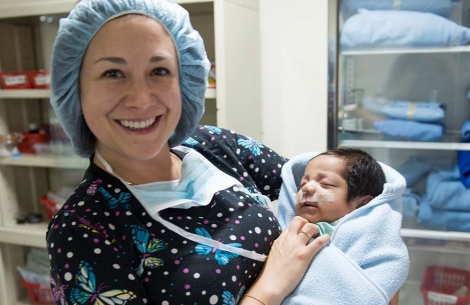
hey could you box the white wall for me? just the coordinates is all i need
[259,0,329,158]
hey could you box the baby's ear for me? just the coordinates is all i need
[355,195,373,209]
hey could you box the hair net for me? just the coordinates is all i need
[50,0,210,158]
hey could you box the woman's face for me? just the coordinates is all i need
[295,155,355,224]
[80,15,181,162]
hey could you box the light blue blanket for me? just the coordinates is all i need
[374,119,444,142]
[418,198,470,232]
[402,188,421,218]
[426,165,470,210]
[278,152,409,305]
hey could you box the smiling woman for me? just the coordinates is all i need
[80,15,182,183]
[45,0,330,305]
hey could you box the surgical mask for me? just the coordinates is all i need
[95,146,268,262]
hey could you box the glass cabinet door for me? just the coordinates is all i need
[330,1,470,304]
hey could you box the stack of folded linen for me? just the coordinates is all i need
[362,96,446,141]
[418,165,470,232]
[396,156,431,218]
[340,1,467,50]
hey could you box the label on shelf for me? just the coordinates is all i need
[427,291,458,304]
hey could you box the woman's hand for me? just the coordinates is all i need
[241,216,330,305]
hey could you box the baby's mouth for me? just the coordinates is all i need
[301,201,318,208]
[117,117,157,130]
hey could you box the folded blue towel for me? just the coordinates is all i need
[341,0,462,19]
[462,120,470,141]
[278,152,409,305]
[457,150,470,188]
[341,9,470,49]
[397,156,433,187]
[374,120,444,142]
[381,101,445,123]
[418,198,470,232]
[402,189,421,218]
[426,165,470,210]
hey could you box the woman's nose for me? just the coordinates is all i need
[124,79,156,108]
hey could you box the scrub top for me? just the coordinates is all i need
[46,125,287,305]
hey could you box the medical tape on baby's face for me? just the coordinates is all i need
[296,192,336,203]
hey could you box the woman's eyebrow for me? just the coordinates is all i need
[150,55,171,62]
[94,55,171,64]
[94,57,126,64]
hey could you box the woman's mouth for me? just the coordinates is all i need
[118,117,157,130]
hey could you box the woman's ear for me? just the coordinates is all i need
[354,195,373,209]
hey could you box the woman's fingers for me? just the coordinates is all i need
[244,217,330,304]
[298,223,320,243]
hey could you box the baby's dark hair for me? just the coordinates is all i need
[317,147,386,202]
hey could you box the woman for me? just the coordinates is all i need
[46,0,328,304]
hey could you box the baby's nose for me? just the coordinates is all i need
[301,181,317,194]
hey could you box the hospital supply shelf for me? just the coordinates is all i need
[341,45,470,56]
[339,139,470,151]
[0,88,217,100]
[0,154,88,169]
[0,89,51,99]
[0,223,48,248]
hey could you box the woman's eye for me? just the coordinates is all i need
[102,70,122,78]
[151,68,170,76]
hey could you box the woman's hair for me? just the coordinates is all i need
[318,147,386,201]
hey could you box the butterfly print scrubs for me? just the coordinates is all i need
[47,126,287,305]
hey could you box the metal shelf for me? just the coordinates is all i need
[341,45,470,56]
[0,154,88,169]
[339,139,470,151]
[0,223,49,248]
[0,89,50,99]
[0,0,214,19]
[0,88,216,100]
[402,229,470,243]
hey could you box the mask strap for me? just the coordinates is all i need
[95,149,115,174]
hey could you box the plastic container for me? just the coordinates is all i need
[0,71,32,89]
[17,133,50,154]
[420,266,470,305]
[21,280,55,304]
[28,70,50,89]
[39,196,60,219]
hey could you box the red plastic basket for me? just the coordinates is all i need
[21,280,54,304]
[39,196,60,219]
[420,266,470,305]
[17,133,50,154]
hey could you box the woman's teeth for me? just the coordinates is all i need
[119,117,156,129]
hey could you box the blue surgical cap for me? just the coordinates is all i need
[50,0,210,158]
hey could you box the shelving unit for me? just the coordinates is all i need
[0,0,262,304]
[335,1,470,303]
[339,139,470,151]
[341,45,470,56]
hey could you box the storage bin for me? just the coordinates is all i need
[17,133,50,154]
[420,266,470,305]
[28,70,50,89]
[21,280,54,304]
[39,196,60,219]
[0,71,32,89]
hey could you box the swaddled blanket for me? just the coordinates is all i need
[278,152,409,305]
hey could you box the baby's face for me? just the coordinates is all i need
[295,155,355,224]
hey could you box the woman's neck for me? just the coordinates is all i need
[93,148,182,185]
